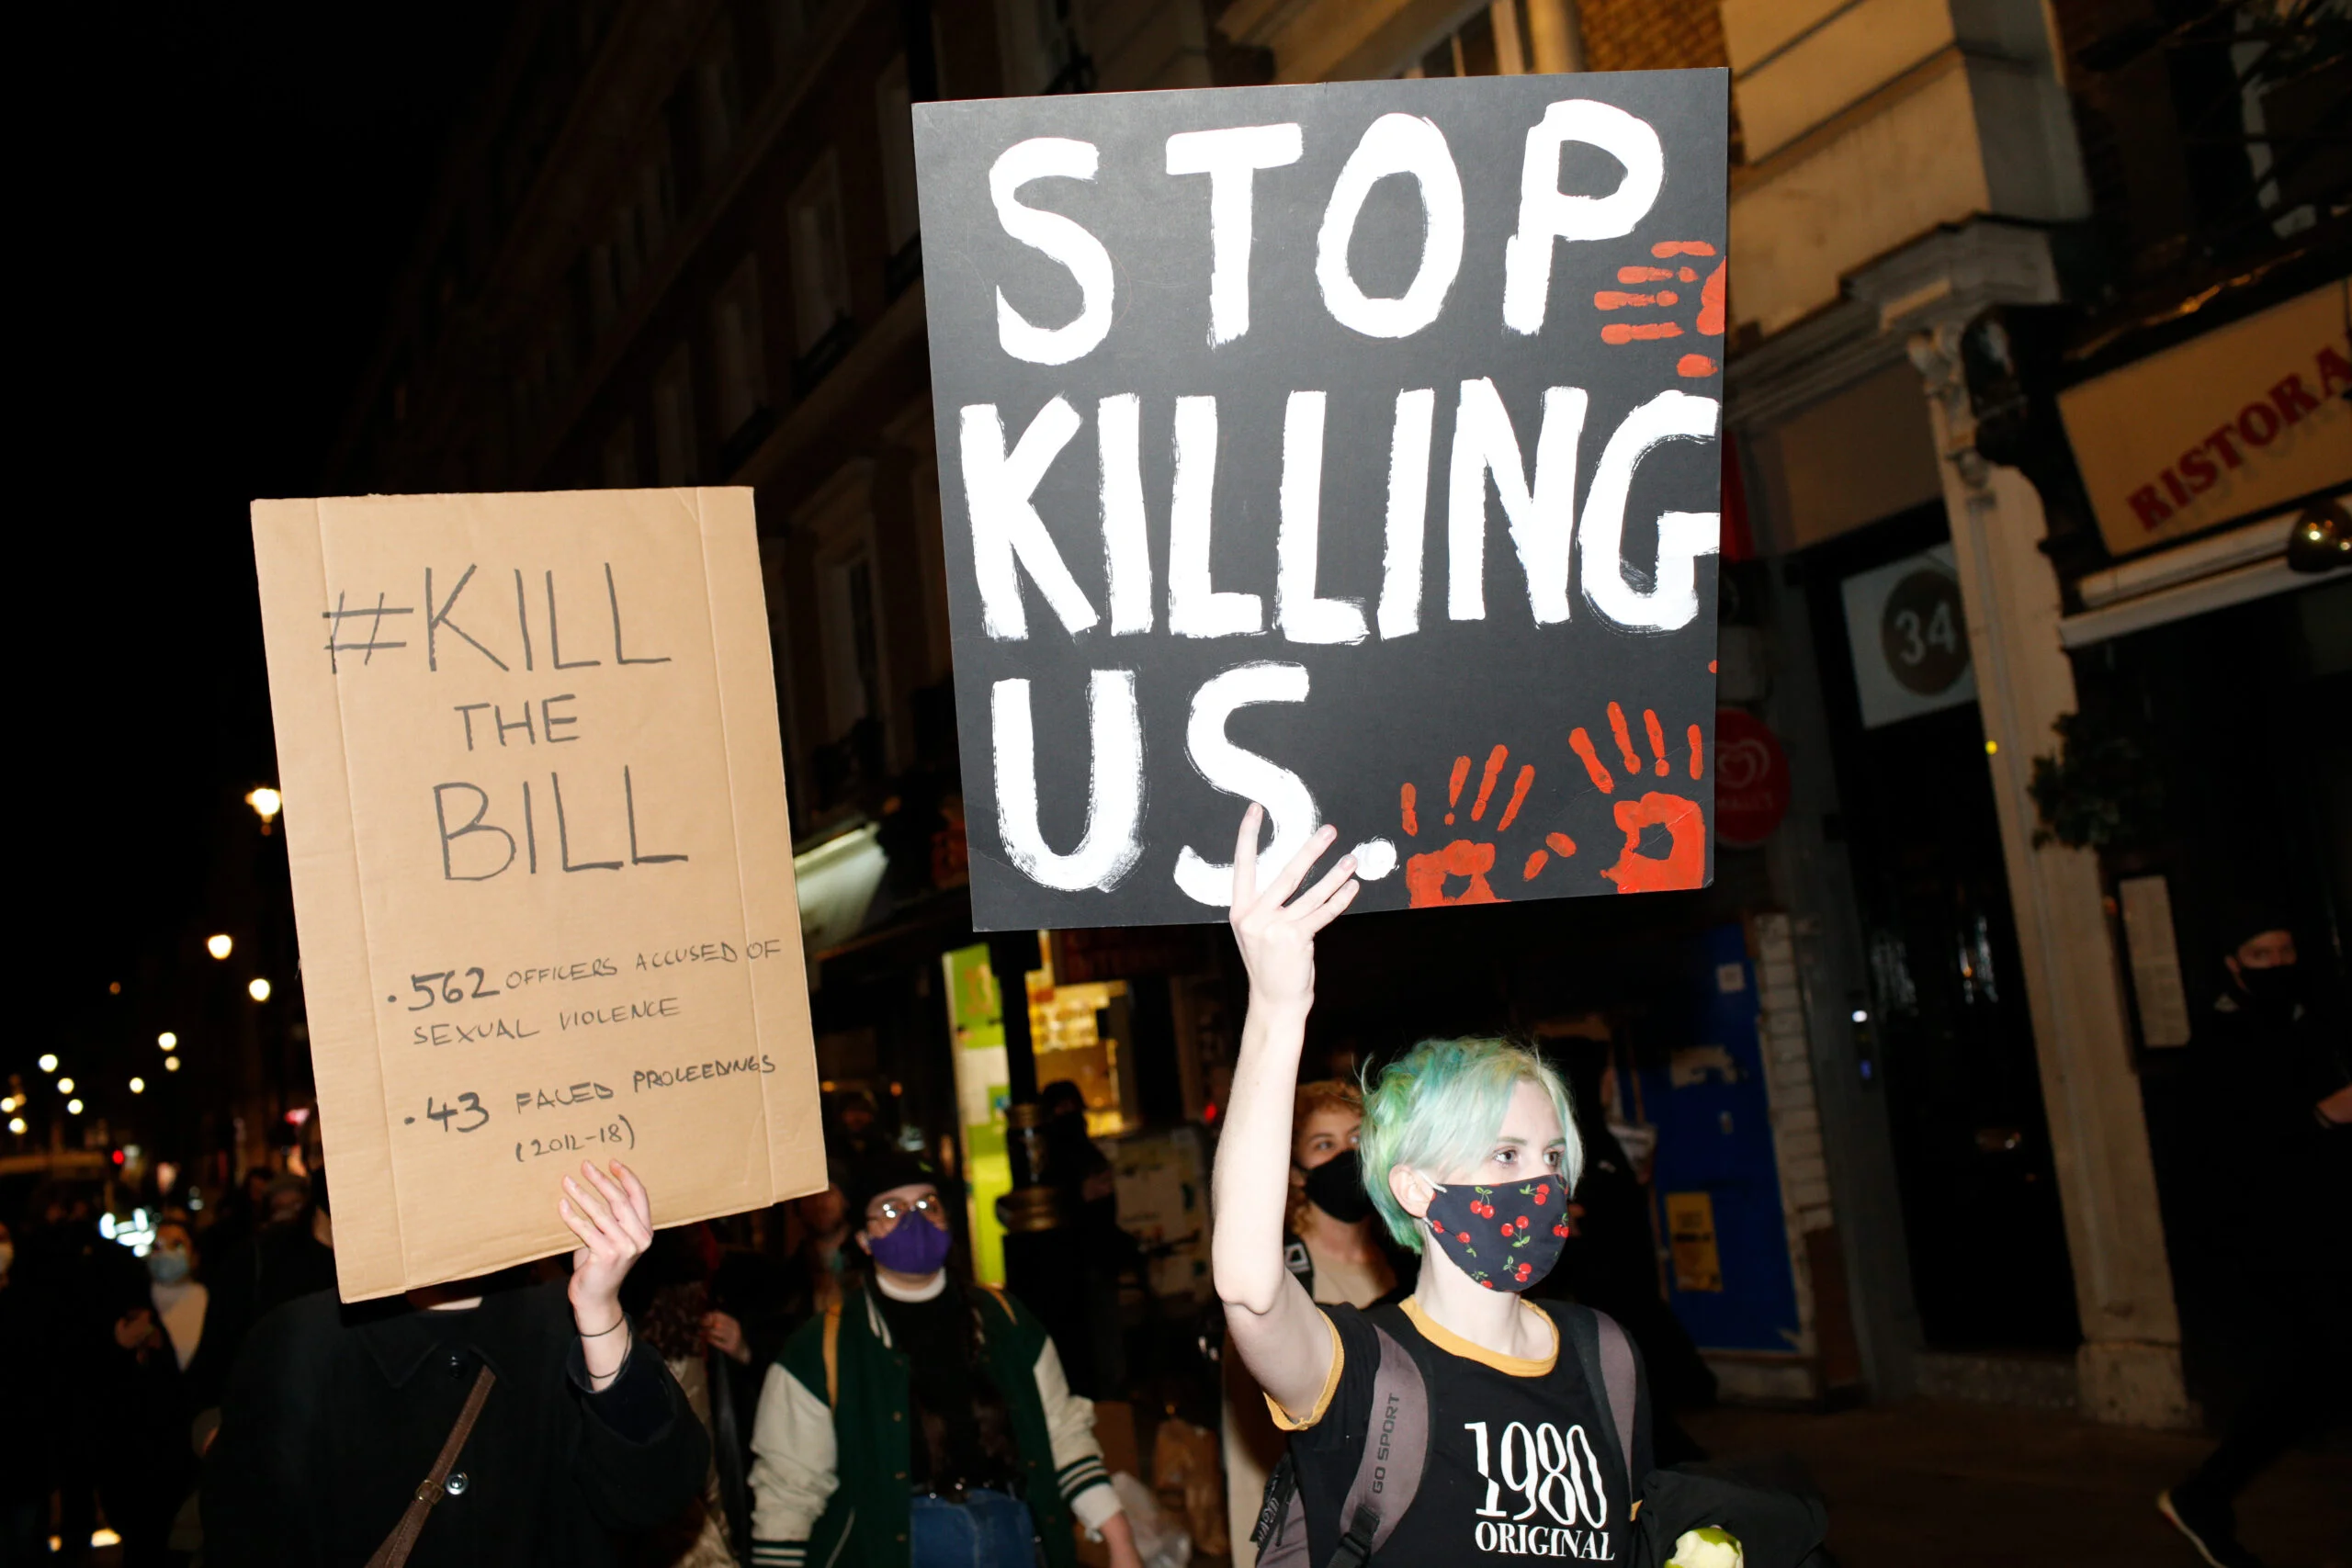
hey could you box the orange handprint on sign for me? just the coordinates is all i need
[1593,239,1727,379]
[1566,701,1709,894]
[1395,705,1707,907]
[1397,745,1578,908]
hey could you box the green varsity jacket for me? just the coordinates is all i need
[748,1279,1119,1568]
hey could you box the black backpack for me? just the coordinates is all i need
[1251,1302,1637,1568]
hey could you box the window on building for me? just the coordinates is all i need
[606,140,679,316]
[576,0,622,59]
[652,347,697,485]
[774,0,833,51]
[997,0,1091,96]
[568,252,600,351]
[825,551,886,739]
[876,57,921,258]
[697,17,743,171]
[613,208,644,302]
[1404,1,1539,76]
[797,463,891,804]
[604,418,639,488]
[543,325,573,401]
[712,256,769,438]
[787,151,852,354]
[639,147,676,259]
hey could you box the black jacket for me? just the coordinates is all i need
[2188,989,2352,1287]
[188,1220,339,1415]
[202,1279,709,1567]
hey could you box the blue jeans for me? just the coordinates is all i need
[908,1488,1038,1568]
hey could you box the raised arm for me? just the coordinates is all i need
[1212,807,1360,1420]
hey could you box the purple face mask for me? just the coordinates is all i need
[866,1208,955,1276]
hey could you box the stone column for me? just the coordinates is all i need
[1524,0,1582,72]
[1905,321,2191,1428]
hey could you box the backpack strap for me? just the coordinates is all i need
[1326,1324,1430,1568]
[821,1302,842,1409]
[1251,1452,1305,1565]
[1549,1303,1637,1496]
[971,1280,1018,1324]
[1595,1313,1636,1495]
[1283,1235,1316,1302]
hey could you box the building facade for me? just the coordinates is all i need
[331,0,2348,1447]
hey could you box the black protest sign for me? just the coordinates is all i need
[913,72,1728,931]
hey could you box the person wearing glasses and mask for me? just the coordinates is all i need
[748,1150,1144,1568]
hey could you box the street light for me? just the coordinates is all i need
[6,1118,22,1136]
[66,1099,83,1115]
[37,1055,57,1074]
[208,934,234,960]
[56,1077,74,1095]
[246,786,283,835]
[130,1077,145,1094]
[248,977,273,1002]
[164,1056,181,1073]
[158,1032,177,1050]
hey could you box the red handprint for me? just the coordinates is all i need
[1594,239,1727,379]
[1396,705,1707,905]
[1566,701,1709,894]
[1398,745,1576,907]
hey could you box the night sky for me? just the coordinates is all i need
[29,6,511,1131]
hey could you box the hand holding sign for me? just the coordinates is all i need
[1227,807,1360,1025]
[560,1158,652,1386]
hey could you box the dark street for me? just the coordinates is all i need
[9,2,2346,1567]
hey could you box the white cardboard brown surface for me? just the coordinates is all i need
[252,487,823,1301]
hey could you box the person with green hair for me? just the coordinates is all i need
[1212,807,1652,1566]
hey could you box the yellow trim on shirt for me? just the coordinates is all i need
[1400,1297,1558,1376]
[1265,1313,1346,1429]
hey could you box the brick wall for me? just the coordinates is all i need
[1578,0,1726,73]
[1577,0,1744,162]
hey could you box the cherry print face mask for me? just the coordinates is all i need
[1421,1177,1571,1291]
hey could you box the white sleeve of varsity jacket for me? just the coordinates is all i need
[748,1359,839,1568]
[1034,1336,1122,1532]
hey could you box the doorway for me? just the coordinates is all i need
[1802,504,2080,1352]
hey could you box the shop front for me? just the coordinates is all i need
[2036,276,2351,1418]
[1723,222,2347,1427]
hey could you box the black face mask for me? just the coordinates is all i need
[2237,964,2301,1012]
[1301,1150,1375,1225]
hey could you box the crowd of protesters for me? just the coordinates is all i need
[0,1140,334,1568]
[1,852,2338,1568]
[0,1088,1151,1568]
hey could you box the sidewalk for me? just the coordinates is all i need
[1686,1400,2351,1567]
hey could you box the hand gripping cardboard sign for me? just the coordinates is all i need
[253,487,823,1301]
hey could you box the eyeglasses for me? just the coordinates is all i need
[869,1194,946,1225]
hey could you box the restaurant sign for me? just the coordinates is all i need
[2058,283,2350,558]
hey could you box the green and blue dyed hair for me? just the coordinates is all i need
[1360,1037,1581,1251]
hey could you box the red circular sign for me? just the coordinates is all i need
[1713,707,1790,848]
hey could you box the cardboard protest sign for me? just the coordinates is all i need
[252,489,823,1301]
[913,72,1730,930]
